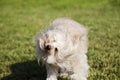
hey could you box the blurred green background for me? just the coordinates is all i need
[0,0,120,80]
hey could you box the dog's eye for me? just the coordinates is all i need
[45,45,51,51]
[55,48,58,52]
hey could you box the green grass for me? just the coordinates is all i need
[0,0,120,80]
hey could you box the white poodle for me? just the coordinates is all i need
[35,18,89,80]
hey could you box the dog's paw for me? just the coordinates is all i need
[70,74,87,80]
[46,77,57,80]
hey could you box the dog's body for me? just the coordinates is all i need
[35,18,89,80]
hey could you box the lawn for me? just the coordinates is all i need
[0,0,120,80]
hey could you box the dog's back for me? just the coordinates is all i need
[49,18,88,36]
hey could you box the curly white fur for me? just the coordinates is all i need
[35,18,89,80]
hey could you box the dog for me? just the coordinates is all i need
[35,18,89,80]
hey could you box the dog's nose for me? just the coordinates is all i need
[45,45,51,51]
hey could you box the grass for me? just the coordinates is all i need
[0,0,120,80]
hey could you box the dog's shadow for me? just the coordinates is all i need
[1,60,47,80]
[1,60,68,80]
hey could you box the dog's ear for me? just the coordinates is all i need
[72,27,88,45]
[35,37,45,50]
[72,35,81,45]
[71,27,88,54]
[39,38,45,50]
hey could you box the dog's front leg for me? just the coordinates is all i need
[46,64,58,80]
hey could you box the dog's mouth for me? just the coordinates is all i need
[42,54,56,65]
[47,55,56,64]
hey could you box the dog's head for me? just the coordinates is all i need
[35,30,71,65]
